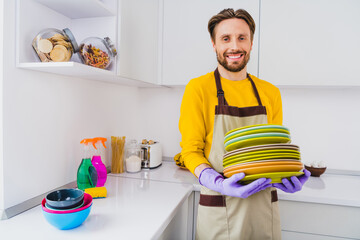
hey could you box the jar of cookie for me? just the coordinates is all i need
[32,28,79,62]
[78,37,117,69]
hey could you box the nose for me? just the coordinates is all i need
[229,39,240,51]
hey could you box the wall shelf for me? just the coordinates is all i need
[32,0,116,19]
[17,62,159,87]
[15,0,160,88]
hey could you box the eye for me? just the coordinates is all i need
[239,37,245,41]
[223,37,229,42]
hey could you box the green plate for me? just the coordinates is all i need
[223,149,300,162]
[225,124,289,137]
[223,153,301,168]
[239,171,304,184]
[225,133,291,146]
[225,136,291,152]
[224,144,300,158]
[225,128,290,142]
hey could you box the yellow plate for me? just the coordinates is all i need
[225,128,290,142]
[223,152,300,166]
[225,136,291,151]
[223,160,303,173]
[225,124,289,137]
[225,132,291,146]
[223,149,300,162]
[224,165,303,177]
[224,144,300,158]
[240,172,304,184]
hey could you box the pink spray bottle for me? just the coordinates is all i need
[91,137,108,187]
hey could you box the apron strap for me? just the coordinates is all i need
[247,74,263,106]
[214,68,263,106]
[214,68,228,106]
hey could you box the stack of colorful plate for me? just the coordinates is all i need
[223,124,304,183]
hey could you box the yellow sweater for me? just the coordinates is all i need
[179,71,283,175]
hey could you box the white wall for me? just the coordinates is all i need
[137,87,185,157]
[0,0,5,213]
[280,87,360,170]
[1,0,140,209]
[138,86,360,172]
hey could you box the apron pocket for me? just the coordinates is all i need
[197,194,229,240]
[199,194,226,207]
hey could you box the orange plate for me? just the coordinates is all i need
[223,164,303,178]
[223,160,303,173]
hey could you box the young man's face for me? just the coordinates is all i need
[212,18,253,73]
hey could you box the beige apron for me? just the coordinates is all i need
[196,69,281,240]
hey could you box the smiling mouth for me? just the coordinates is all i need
[225,53,245,61]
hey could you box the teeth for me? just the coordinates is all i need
[228,55,241,59]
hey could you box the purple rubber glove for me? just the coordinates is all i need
[199,168,272,198]
[272,169,311,193]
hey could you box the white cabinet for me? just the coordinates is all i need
[161,0,260,86]
[159,192,195,240]
[118,0,161,85]
[279,200,360,239]
[259,0,360,86]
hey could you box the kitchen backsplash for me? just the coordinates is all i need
[137,86,360,172]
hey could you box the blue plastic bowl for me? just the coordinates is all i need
[42,203,92,230]
[46,189,84,210]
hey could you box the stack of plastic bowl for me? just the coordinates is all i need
[223,124,304,184]
[41,189,92,230]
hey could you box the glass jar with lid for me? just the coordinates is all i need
[125,139,142,173]
[32,28,79,62]
[78,37,117,69]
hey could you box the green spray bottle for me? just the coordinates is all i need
[77,138,98,190]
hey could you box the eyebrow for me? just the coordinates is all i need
[218,33,249,39]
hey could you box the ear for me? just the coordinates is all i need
[211,38,216,52]
[250,40,253,51]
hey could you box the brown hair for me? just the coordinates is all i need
[208,8,255,42]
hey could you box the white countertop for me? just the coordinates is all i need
[111,161,360,207]
[0,176,193,239]
[1,161,359,239]
[109,161,201,190]
[279,173,360,207]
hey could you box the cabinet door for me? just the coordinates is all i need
[259,0,360,86]
[118,0,160,84]
[162,0,260,85]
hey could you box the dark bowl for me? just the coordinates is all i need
[304,165,327,177]
[46,189,84,210]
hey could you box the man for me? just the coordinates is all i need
[179,8,310,239]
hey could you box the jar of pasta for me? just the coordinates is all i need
[32,28,79,62]
[78,37,117,69]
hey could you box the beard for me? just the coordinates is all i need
[216,50,250,72]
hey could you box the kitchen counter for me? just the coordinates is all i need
[1,161,359,239]
[0,176,193,239]
[111,161,360,207]
[109,161,201,190]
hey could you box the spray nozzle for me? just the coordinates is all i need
[92,137,107,149]
[80,138,92,145]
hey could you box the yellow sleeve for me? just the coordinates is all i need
[272,88,283,125]
[179,80,211,175]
